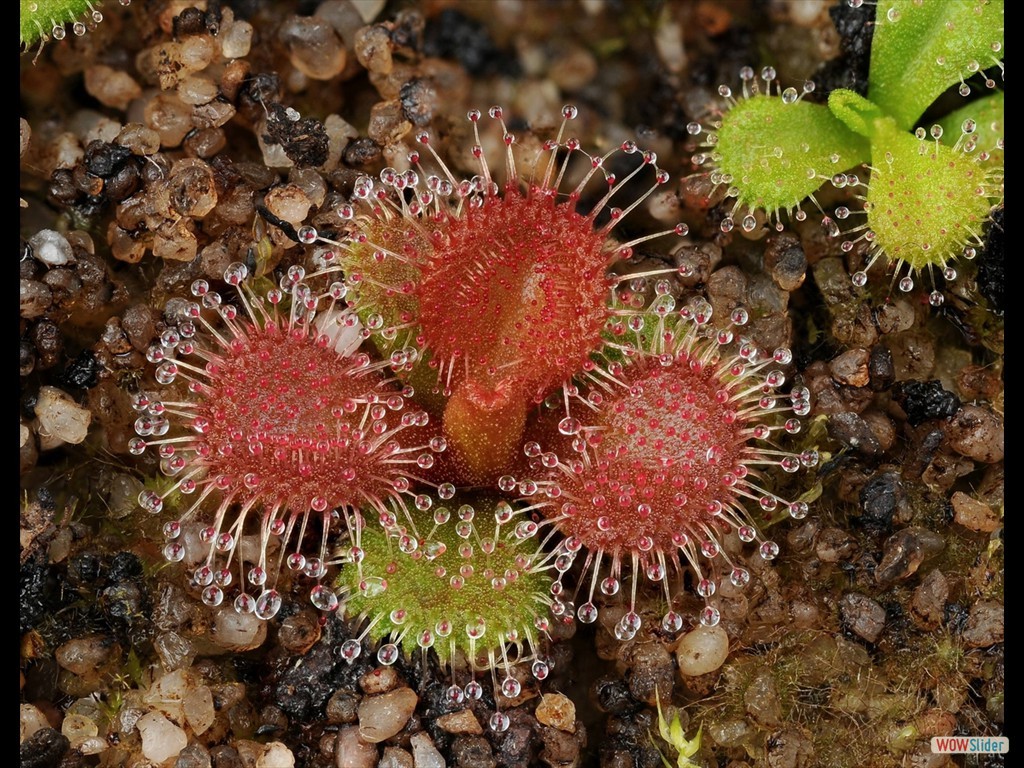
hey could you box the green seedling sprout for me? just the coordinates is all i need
[652,689,703,768]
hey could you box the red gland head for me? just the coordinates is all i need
[315,106,688,482]
[519,298,816,639]
[131,262,442,620]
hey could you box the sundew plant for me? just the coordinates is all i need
[18,0,1004,754]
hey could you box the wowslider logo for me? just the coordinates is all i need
[931,736,1008,755]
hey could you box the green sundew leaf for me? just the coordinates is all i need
[21,0,96,48]
[937,89,1004,170]
[713,95,870,217]
[864,116,994,272]
[336,498,551,669]
[868,0,1004,131]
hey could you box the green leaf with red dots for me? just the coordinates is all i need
[828,88,999,273]
[713,95,869,218]
[868,0,1004,131]
[861,114,995,273]
[937,89,1004,173]
[336,497,552,670]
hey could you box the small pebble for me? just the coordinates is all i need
[168,159,218,218]
[137,711,188,765]
[154,631,195,672]
[962,599,1004,648]
[814,527,858,563]
[858,471,902,533]
[191,100,236,130]
[209,744,243,768]
[888,331,936,380]
[538,722,582,767]
[178,75,219,106]
[62,713,99,749]
[764,726,816,768]
[744,670,784,727]
[29,229,75,267]
[220,20,254,59]
[874,299,916,334]
[144,93,194,148]
[175,742,212,768]
[264,184,312,226]
[343,137,382,166]
[359,666,400,695]
[48,132,86,173]
[79,736,108,756]
[763,233,807,291]
[278,611,322,654]
[409,732,445,768]
[911,569,949,630]
[181,36,217,72]
[184,685,216,735]
[354,25,394,75]
[55,634,114,676]
[368,100,412,146]
[675,624,730,676]
[20,703,50,743]
[875,527,944,587]
[279,16,347,80]
[868,345,895,391]
[256,742,295,768]
[116,124,162,156]
[326,690,359,724]
[210,606,268,651]
[861,410,896,452]
[436,709,482,735]
[449,737,493,768]
[827,412,882,456]
[35,386,92,445]
[357,687,417,743]
[153,224,199,262]
[947,405,1003,463]
[380,746,415,768]
[622,642,674,705]
[289,167,328,208]
[31,320,64,373]
[121,304,157,351]
[352,0,387,23]
[21,279,52,319]
[535,693,576,733]
[838,593,886,643]
[956,364,1002,402]
[84,65,142,111]
[20,118,31,158]
[951,491,1000,533]
[829,348,870,387]
[836,302,881,349]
